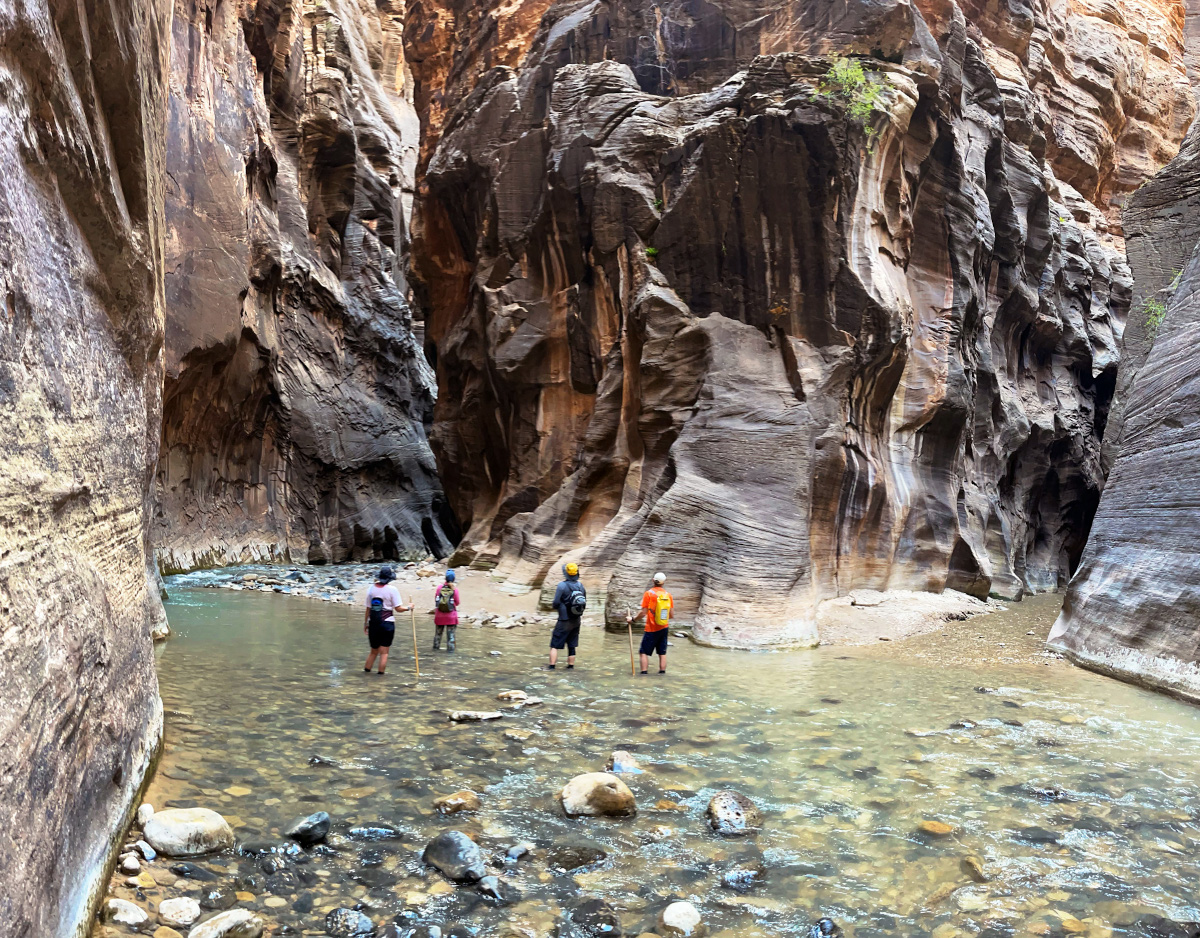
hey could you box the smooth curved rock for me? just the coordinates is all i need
[160,897,202,928]
[144,808,235,857]
[658,901,704,938]
[106,899,149,927]
[433,790,482,814]
[560,897,624,938]
[561,773,637,818]
[187,909,264,938]
[706,791,762,836]
[608,751,643,774]
[325,907,376,938]
[423,830,486,882]
[407,0,1195,646]
[285,811,331,847]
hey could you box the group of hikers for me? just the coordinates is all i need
[361,564,673,676]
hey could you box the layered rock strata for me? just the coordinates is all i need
[1048,118,1200,700]
[408,0,1194,645]
[156,0,456,572]
[0,0,170,934]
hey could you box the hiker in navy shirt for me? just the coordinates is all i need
[548,562,586,670]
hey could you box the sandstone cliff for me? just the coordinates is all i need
[156,0,457,572]
[407,0,1194,645]
[0,0,170,934]
[1048,90,1200,700]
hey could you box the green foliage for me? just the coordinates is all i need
[645,246,659,259]
[654,198,664,210]
[1169,267,1184,291]
[814,57,887,136]
[1143,297,1168,338]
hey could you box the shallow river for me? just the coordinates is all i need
[104,582,1200,938]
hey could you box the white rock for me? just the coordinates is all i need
[120,854,140,873]
[137,803,155,828]
[560,772,636,817]
[105,898,148,926]
[159,896,202,927]
[449,710,503,722]
[187,908,264,938]
[143,807,235,857]
[658,900,704,937]
[608,750,643,774]
[497,690,528,701]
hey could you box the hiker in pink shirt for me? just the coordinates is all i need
[433,569,461,652]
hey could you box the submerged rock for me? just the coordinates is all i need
[560,897,623,938]
[423,830,486,882]
[917,820,955,837]
[706,791,761,835]
[159,897,202,928]
[608,751,643,774]
[448,710,503,722]
[433,790,481,815]
[561,773,637,818]
[325,907,376,937]
[187,909,264,938]
[105,898,148,926]
[721,865,765,891]
[658,901,704,938]
[285,811,331,846]
[144,808,235,857]
[547,844,607,871]
[809,920,843,938]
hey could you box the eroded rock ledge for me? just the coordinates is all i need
[156,0,457,572]
[408,0,1194,645]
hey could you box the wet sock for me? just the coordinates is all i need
[640,670,648,675]
[566,664,575,670]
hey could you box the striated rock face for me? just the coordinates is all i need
[156,0,456,572]
[1048,116,1200,700]
[0,0,169,933]
[408,0,1193,645]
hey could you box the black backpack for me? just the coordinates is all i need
[368,596,387,628]
[566,585,587,617]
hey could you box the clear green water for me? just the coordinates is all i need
[129,583,1200,938]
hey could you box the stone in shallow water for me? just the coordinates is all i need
[608,750,643,774]
[423,830,486,882]
[170,861,218,881]
[285,811,331,846]
[448,710,503,722]
[917,820,954,837]
[433,790,481,815]
[547,844,607,871]
[324,907,375,937]
[1014,826,1061,845]
[136,839,157,860]
[561,897,623,938]
[186,909,264,938]
[105,898,148,926]
[658,901,704,937]
[721,865,764,891]
[198,884,238,911]
[144,808,235,857]
[560,773,636,818]
[706,791,761,835]
[159,897,202,928]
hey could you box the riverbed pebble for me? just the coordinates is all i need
[608,750,643,774]
[434,790,482,814]
[144,807,235,857]
[325,907,375,937]
[449,710,503,722]
[658,901,704,937]
[561,772,637,818]
[284,810,331,846]
[497,690,528,701]
[918,820,955,837]
[423,829,486,882]
[105,898,149,926]
[120,854,141,873]
[186,908,263,938]
[706,791,761,835]
[136,839,157,860]
[159,897,202,928]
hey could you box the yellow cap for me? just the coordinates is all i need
[565,562,579,576]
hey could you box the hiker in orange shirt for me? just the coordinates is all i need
[627,571,673,675]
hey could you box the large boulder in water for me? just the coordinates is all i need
[561,773,636,817]
[423,830,486,882]
[144,808,235,857]
[706,791,761,835]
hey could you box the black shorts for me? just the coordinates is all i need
[639,629,669,656]
[550,619,581,652]
[368,621,395,648]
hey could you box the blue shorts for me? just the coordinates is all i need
[639,629,669,656]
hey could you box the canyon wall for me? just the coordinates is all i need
[1048,13,1200,698]
[407,0,1195,645]
[157,0,457,572]
[0,0,170,934]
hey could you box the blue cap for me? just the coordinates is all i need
[445,569,456,582]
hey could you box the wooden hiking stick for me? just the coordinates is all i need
[410,596,420,678]
[625,606,636,676]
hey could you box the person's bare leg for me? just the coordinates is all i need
[549,648,559,667]
[364,649,378,672]
[639,653,649,673]
[658,654,666,674]
[377,648,389,673]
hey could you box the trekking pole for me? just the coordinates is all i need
[625,607,636,676]
[410,596,420,679]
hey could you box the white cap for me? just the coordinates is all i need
[653,572,666,584]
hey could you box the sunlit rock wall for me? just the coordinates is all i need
[0,0,170,933]
[407,0,1194,646]
[156,0,457,572]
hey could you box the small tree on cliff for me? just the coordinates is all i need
[813,57,888,144]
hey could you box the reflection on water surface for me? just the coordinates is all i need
[105,582,1200,938]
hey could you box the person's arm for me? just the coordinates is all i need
[553,582,564,612]
[454,588,461,612]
